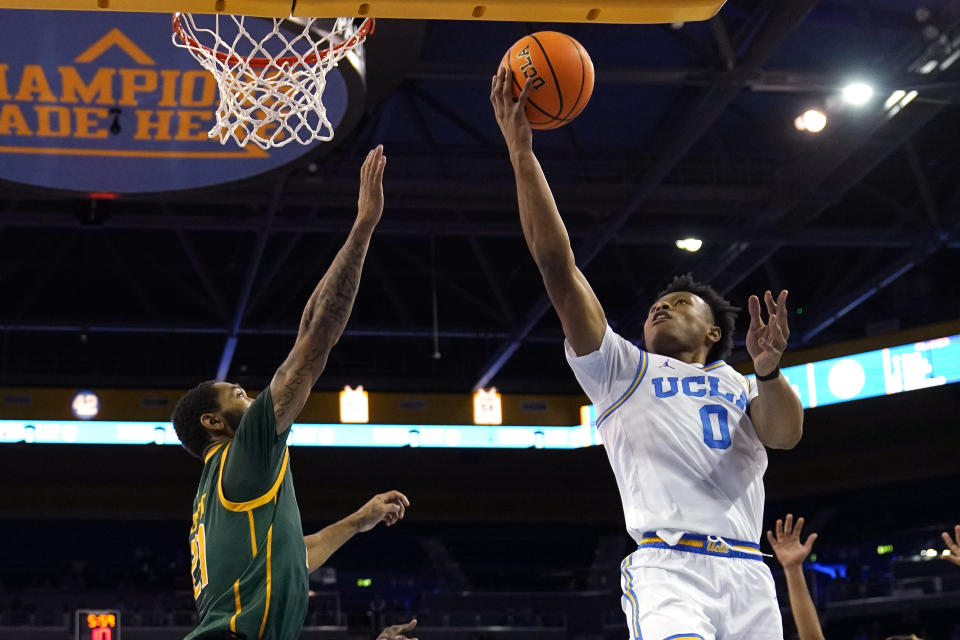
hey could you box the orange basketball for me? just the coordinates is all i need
[501,31,595,130]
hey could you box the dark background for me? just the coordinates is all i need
[4,382,958,530]
[3,0,960,638]
[1,0,960,393]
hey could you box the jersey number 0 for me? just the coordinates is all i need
[699,405,731,449]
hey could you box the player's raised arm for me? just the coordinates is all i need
[746,289,804,449]
[490,66,606,356]
[767,515,826,640]
[270,145,386,433]
[304,491,410,572]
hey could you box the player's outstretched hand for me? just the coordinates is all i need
[941,525,960,567]
[357,145,386,229]
[767,514,818,570]
[377,619,418,640]
[352,490,410,532]
[746,289,790,378]
[490,65,534,156]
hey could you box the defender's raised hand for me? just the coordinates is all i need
[352,490,410,532]
[377,619,418,640]
[303,491,410,572]
[357,145,386,229]
[942,525,960,567]
[747,289,790,377]
[491,65,535,156]
[767,514,818,569]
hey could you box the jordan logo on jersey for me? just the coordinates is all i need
[651,375,748,411]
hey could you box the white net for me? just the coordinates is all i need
[172,13,373,149]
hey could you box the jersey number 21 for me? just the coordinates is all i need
[190,524,209,598]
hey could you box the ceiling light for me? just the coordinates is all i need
[675,238,703,252]
[941,50,960,70]
[919,60,938,74]
[884,90,906,110]
[886,90,919,117]
[794,109,827,133]
[841,82,874,106]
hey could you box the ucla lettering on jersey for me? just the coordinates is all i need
[650,374,748,410]
[566,324,767,545]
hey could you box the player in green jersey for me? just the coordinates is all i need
[172,146,415,640]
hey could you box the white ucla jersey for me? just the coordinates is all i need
[566,325,766,544]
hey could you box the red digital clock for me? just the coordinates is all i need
[75,610,120,640]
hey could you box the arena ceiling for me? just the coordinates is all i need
[1,0,959,393]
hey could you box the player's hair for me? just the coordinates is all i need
[171,380,220,459]
[655,273,739,363]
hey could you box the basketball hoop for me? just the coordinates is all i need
[172,13,374,149]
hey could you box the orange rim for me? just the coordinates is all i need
[172,13,375,70]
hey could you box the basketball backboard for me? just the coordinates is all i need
[0,0,725,24]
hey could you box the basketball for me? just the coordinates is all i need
[501,31,595,130]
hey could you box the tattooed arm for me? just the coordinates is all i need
[269,146,386,433]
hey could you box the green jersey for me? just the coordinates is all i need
[185,387,309,640]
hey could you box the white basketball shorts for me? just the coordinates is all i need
[618,532,783,640]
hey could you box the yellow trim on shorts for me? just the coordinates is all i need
[217,444,289,512]
[639,536,704,549]
[619,553,641,639]
[640,535,763,559]
[731,544,763,555]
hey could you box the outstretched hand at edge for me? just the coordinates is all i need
[357,145,386,229]
[377,619,418,640]
[942,525,960,567]
[767,513,818,569]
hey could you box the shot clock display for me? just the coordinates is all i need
[76,610,120,640]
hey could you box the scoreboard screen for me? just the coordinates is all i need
[2,333,959,449]
[76,610,120,640]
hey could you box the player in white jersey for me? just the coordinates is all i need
[491,68,805,640]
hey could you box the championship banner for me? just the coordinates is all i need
[0,9,362,192]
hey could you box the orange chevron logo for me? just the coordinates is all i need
[74,28,155,65]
